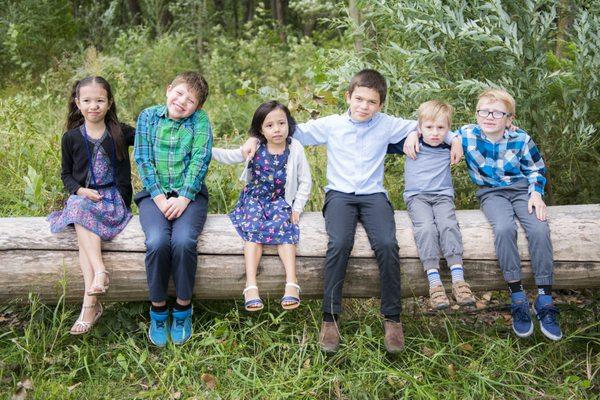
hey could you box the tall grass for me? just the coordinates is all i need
[1,292,598,399]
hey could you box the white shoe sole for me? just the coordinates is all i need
[533,307,563,341]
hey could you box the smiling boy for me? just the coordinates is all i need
[134,71,213,347]
[268,69,418,353]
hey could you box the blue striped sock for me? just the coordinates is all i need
[427,269,442,288]
[450,265,465,284]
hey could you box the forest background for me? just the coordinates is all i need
[0,0,599,399]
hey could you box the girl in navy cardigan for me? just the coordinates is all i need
[48,76,134,335]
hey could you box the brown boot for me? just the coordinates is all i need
[319,321,340,353]
[383,320,404,354]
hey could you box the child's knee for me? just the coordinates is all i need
[171,235,197,252]
[493,222,517,240]
[145,234,170,253]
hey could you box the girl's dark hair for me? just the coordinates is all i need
[248,100,297,144]
[66,76,125,160]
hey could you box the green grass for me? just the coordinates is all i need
[1,292,598,399]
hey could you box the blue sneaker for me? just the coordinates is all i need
[510,294,533,338]
[148,309,169,347]
[534,295,563,341]
[171,306,193,345]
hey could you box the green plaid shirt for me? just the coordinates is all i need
[134,105,213,200]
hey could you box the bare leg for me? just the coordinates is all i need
[278,244,299,305]
[75,225,108,293]
[243,242,263,307]
[71,226,100,333]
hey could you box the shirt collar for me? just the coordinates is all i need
[345,109,380,126]
[157,105,168,118]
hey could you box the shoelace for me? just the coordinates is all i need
[174,318,186,328]
[511,303,531,321]
[537,304,559,324]
[155,320,166,329]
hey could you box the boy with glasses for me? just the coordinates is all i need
[405,88,562,340]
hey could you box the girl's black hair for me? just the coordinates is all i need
[248,100,296,144]
[66,76,125,160]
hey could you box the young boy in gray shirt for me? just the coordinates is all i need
[389,100,475,310]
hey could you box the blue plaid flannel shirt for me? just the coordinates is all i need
[454,124,547,196]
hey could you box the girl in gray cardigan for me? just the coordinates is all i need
[212,101,312,312]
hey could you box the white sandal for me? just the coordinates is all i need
[281,282,301,310]
[243,285,264,312]
[87,270,110,296]
[70,302,103,335]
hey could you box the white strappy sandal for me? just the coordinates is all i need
[281,282,301,310]
[87,270,110,296]
[243,285,264,312]
[69,302,103,335]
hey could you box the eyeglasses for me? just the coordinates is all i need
[476,109,512,119]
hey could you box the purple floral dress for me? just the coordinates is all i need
[48,130,132,240]
[230,144,299,244]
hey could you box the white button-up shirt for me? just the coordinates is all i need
[295,111,417,195]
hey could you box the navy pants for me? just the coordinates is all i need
[137,188,208,302]
[322,190,401,316]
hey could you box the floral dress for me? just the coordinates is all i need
[229,144,299,244]
[48,129,132,240]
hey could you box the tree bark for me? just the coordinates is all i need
[1,205,599,303]
[348,0,362,52]
[555,0,573,58]
[244,0,255,22]
[127,0,143,25]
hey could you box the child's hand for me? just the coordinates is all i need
[528,192,547,221]
[77,188,102,202]
[450,137,463,165]
[291,211,300,224]
[164,196,191,220]
[403,131,420,159]
[153,194,169,215]
[242,137,260,160]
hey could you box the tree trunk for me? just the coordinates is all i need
[273,0,286,42]
[127,0,143,25]
[214,0,226,27]
[1,205,599,303]
[348,0,362,52]
[555,0,573,58]
[244,0,255,22]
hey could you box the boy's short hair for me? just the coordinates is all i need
[171,71,209,107]
[418,100,453,126]
[477,88,516,115]
[348,69,387,104]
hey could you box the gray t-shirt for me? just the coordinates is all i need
[403,139,454,201]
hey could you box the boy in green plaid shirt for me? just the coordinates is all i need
[134,71,213,347]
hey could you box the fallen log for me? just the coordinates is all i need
[0,204,598,303]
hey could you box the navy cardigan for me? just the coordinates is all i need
[60,123,135,208]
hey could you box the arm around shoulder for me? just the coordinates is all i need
[212,146,245,164]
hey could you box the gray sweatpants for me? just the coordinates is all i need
[476,180,553,285]
[406,194,463,270]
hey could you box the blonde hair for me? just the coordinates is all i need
[418,100,453,126]
[477,88,516,115]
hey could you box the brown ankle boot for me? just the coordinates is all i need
[383,320,404,354]
[319,321,340,353]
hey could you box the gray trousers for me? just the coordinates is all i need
[322,191,401,316]
[476,180,553,285]
[406,194,463,270]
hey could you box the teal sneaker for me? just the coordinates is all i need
[148,309,169,347]
[171,307,193,345]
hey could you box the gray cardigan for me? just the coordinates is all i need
[212,138,312,213]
